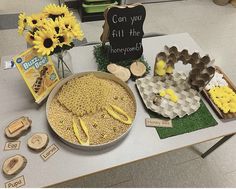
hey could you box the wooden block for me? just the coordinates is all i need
[8,120,24,134]
[145,118,172,128]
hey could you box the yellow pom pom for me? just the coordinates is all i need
[157,60,166,68]
[209,86,236,113]
[223,107,230,114]
[229,103,236,109]
[230,108,236,113]
[166,66,174,74]
[155,60,166,76]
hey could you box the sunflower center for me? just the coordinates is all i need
[30,35,35,40]
[48,13,65,21]
[44,38,53,48]
[55,27,60,33]
[23,18,27,23]
[65,24,69,28]
[32,20,37,24]
[58,36,65,43]
[33,28,39,32]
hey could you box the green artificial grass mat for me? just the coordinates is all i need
[93,44,151,80]
[147,100,218,139]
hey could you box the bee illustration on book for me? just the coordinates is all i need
[32,66,49,95]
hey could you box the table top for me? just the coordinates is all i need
[1,33,236,188]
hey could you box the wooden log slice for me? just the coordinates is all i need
[130,61,146,77]
[107,64,131,82]
[2,155,27,176]
[5,117,32,139]
[27,133,49,151]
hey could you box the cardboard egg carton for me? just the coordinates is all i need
[136,72,201,119]
[156,46,216,91]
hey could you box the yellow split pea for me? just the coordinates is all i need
[48,74,136,145]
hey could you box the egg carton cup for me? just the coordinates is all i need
[205,72,228,90]
[155,46,216,91]
[136,72,201,119]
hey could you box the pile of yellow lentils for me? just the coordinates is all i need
[209,86,236,113]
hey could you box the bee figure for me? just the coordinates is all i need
[33,66,48,94]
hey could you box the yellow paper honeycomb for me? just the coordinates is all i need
[57,74,111,117]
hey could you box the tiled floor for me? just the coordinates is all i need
[1,0,236,187]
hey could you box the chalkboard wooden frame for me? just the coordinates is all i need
[100,4,146,63]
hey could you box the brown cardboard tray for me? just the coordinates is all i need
[202,66,236,120]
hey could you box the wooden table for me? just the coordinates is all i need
[0,33,235,187]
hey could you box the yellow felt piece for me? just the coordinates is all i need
[166,88,178,103]
[72,117,89,145]
[159,90,166,97]
[170,95,178,103]
[160,88,178,103]
[165,89,175,95]
[105,104,132,125]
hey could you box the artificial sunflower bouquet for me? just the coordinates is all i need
[18,4,84,77]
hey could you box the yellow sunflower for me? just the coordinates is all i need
[43,4,70,20]
[25,32,35,46]
[18,13,27,35]
[33,29,58,56]
[46,18,63,34]
[60,16,84,40]
[37,13,47,21]
[71,22,84,41]
[27,14,41,28]
[57,32,73,47]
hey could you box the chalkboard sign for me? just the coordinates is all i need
[104,4,146,63]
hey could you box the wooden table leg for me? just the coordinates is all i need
[201,134,235,158]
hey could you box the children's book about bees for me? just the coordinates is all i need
[13,48,60,103]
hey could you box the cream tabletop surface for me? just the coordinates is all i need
[1,33,236,187]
